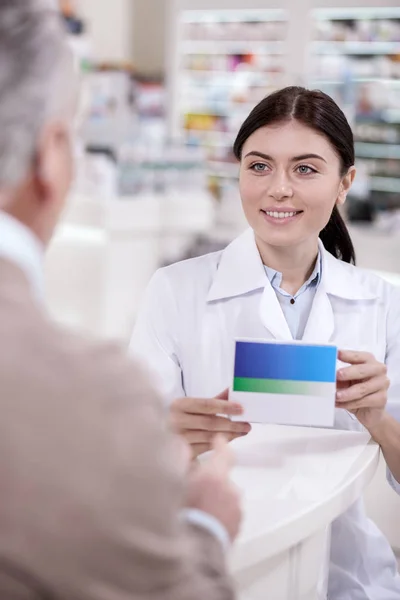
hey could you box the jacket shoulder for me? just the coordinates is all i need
[162,250,223,282]
[339,261,397,299]
[0,294,159,417]
[149,249,224,300]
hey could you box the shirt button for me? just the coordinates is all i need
[290,298,295,305]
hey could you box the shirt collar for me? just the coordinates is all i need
[264,253,321,293]
[207,228,378,302]
[0,211,45,302]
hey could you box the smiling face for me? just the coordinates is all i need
[239,119,355,255]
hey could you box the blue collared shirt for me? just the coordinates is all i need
[264,254,321,340]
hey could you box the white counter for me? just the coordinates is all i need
[229,425,379,600]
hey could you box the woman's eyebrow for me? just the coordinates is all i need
[292,153,327,163]
[244,151,327,163]
[244,151,273,160]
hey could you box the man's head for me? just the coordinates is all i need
[0,0,77,245]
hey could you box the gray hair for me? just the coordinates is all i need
[0,0,74,188]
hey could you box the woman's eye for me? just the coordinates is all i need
[251,163,268,172]
[296,165,316,175]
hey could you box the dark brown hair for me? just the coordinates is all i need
[233,86,356,264]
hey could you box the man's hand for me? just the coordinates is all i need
[186,434,242,542]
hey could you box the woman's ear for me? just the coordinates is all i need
[337,166,356,206]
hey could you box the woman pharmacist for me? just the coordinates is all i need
[130,87,400,599]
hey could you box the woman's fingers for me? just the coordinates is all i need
[170,394,251,459]
[338,350,375,365]
[336,390,387,412]
[337,361,387,383]
[172,396,243,417]
[174,412,251,434]
[336,375,389,404]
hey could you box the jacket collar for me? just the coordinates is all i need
[207,228,378,302]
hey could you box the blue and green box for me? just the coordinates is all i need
[230,340,338,427]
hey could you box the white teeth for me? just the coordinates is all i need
[265,211,297,219]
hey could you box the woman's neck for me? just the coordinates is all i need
[256,237,319,296]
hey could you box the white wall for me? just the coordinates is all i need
[78,0,135,62]
[132,0,168,75]
[77,0,167,74]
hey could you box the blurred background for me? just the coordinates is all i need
[49,0,400,553]
[51,0,400,342]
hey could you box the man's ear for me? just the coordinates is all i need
[32,120,71,206]
[337,166,356,207]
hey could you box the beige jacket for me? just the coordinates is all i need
[0,259,235,600]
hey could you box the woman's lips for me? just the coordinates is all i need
[261,209,303,224]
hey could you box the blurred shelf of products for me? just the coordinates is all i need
[59,0,181,202]
[47,1,221,339]
[310,7,400,231]
[165,5,400,245]
[53,2,400,274]
[172,9,288,188]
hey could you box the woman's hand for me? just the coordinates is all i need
[336,350,390,431]
[170,389,251,459]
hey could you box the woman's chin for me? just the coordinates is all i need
[255,226,301,248]
[253,225,316,251]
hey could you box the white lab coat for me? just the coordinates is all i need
[130,228,400,599]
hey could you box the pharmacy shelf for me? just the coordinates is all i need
[181,40,284,55]
[183,70,282,86]
[185,131,235,146]
[208,160,239,178]
[311,7,400,207]
[182,106,229,117]
[181,9,287,24]
[184,68,278,76]
[370,177,400,194]
[170,5,289,182]
[384,110,400,124]
[207,170,239,179]
[313,41,400,55]
[312,78,400,87]
[355,143,400,160]
[314,7,400,21]
[181,101,257,116]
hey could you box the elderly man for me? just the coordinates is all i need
[0,2,242,598]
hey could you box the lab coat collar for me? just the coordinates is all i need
[322,245,378,301]
[207,228,378,303]
[207,228,267,302]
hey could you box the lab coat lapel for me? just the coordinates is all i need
[302,242,379,344]
[302,243,335,344]
[259,282,293,341]
[302,282,335,344]
[206,228,293,340]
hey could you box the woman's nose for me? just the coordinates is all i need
[268,173,294,200]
